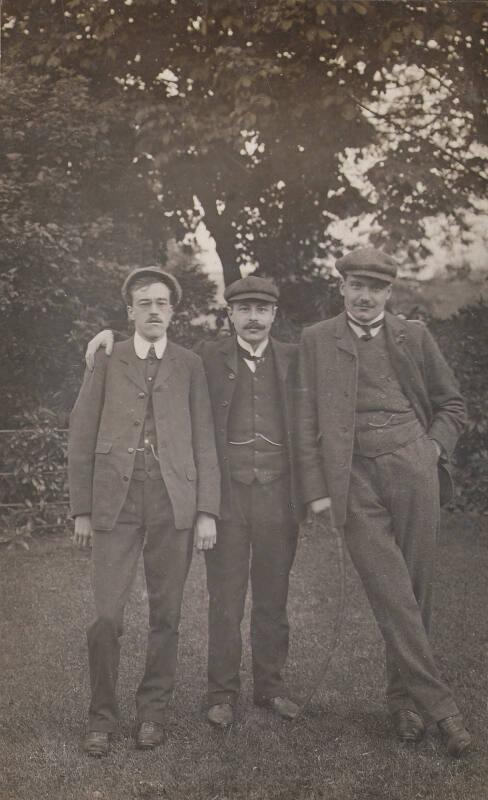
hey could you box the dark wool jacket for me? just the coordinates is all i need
[196,335,304,523]
[68,338,220,530]
[298,311,466,526]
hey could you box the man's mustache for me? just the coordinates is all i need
[244,323,265,329]
[148,317,163,322]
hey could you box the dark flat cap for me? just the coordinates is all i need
[224,276,280,304]
[121,266,183,306]
[336,247,398,283]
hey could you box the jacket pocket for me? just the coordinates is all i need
[95,440,112,454]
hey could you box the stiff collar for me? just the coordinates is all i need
[347,311,385,339]
[237,335,269,358]
[133,331,167,359]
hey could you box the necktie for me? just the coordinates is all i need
[237,343,266,362]
[143,345,160,467]
[145,345,158,383]
[347,315,384,341]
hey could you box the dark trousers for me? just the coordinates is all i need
[87,476,193,732]
[344,435,459,724]
[205,475,298,706]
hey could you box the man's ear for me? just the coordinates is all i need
[339,278,346,297]
[127,304,134,322]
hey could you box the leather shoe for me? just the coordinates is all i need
[83,731,110,757]
[136,721,165,750]
[207,703,234,728]
[438,715,472,757]
[391,710,425,743]
[256,696,299,720]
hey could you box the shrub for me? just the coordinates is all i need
[430,302,488,513]
[0,409,69,546]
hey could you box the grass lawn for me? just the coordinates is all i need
[0,511,486,800]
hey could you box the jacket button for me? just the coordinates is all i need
[128,447,134,454]
[123,476,129,482]
[134,420,141,426]
[138,392,145,398]
[228,373,235,380]
[222,400,229,407]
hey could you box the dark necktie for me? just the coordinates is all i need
[145,345,158,385]
[237,343,266,363]
[347,314,384,341]
[143,345,160,468]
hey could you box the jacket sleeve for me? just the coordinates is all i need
[68,352,107,517]
[189,354,221,517]
[297,328,329,503]
[422,327,466,459]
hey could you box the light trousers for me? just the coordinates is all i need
[344,435,458,724]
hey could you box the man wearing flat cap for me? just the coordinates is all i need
[86,274,303,727]
[196,276,303,727]
[69,267,220,756]
[297,247,471,757]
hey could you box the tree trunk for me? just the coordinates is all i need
[199,197,242,287]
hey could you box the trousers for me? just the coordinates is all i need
[87,475,193,732]
[344,434,458,724]
[205,475,298,706]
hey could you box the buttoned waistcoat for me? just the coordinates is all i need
[195,335,304,522]
[68,338,220,530]
[297,312,466,527]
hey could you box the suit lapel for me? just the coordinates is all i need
[222,335,290,382]
[334,312,357,359]
[118,337,177,392]
[384,313,425,411]
[220,336,239,378]
[270,338,292,421]
[117,338,147,392]
[153,341,177,390]
[271,337,291,384]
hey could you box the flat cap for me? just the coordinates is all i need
[224,276,280,304]
[336,247,398,284]
[121,266,183,306]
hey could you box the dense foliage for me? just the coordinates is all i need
[431,302,488,513]
[1,2,487,531]
[4,1,487,284]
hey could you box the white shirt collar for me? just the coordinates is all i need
[237,335,269,358]
[133,331,167,360]
[347,311,385,339]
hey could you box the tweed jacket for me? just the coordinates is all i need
[195,335,304,523]
[68,338,220,531]
[297,311,466,526]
